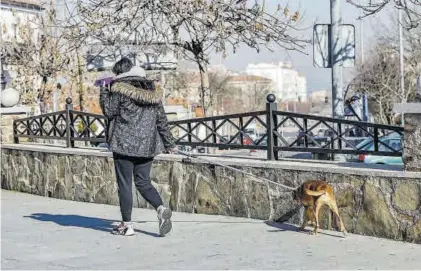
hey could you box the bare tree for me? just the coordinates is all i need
[347,0,421,29]
[1,3,71,112]
[353,41,416,124]
[73,0,308,116]
[164,71,197,101]
[171,72,190,96]
[207,71,233,114]
[250,80,272,111]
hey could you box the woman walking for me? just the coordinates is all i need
[100,57,176,236]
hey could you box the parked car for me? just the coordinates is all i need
[346,132,403,164]
[317,128,334,138]
[195,146,206,153]
[249,136,267,154]
[244,128,258,141]
[93,142,109,149]
[296,130,314,146]
[257,136,268,146]
[297,130,330,146]
[177,145,193,152]
[360,138,403,165]
[346,137,373,162]
[227,134,254,145]
[218,135,231,150]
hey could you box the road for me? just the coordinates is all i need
[2,190,420,270]
[215,133,313,160]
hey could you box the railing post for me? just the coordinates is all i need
[266,94,278,160]
[239,117,244,146]
[211,120,217,144]
[13,120,19,144]
[373,127,379,152]
[187,123,192,144]
[26,119,31,137]
[303,118,309,147]
[65,98,74,148]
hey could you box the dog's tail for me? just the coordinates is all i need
[304,189,326,197]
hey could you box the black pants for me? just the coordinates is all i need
[113,153,163,222]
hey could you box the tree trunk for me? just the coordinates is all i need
[197,61,212,154]
[77,53,84,112]
[198,62,210,117]
[39,77,48,114]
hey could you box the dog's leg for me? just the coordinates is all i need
[311,201,323,235]
[328,200,347,236]
[298,207,309,231]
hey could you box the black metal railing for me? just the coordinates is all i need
[169,94,404,160]
[13,98,108,147]
[13,94,404,161]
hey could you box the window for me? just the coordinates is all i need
[389,139,402,151]
[379,142,389,152]
[378,139,402,152]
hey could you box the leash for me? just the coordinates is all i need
[175,150,301,191]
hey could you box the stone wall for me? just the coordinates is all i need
[403,113,421,172]
[1,144,421,243]
[1,107,31,144]
[1,114,21,143]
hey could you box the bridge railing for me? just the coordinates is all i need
[13,98,107,148]
[169,95,404,160]
[12,95,404,160]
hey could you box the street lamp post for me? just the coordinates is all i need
[1,54,7,91]
[398,8,405,126]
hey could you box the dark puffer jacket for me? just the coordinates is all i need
[99,71,175,157]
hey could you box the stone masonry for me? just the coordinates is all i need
[402,112,421,172]
[1,114,23,143]
[1,145,421,243]
[1,107,31,144]
[394,102,421,172]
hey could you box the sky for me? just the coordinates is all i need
[209,0,395,93]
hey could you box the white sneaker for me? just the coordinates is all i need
[157,206,172,236]
[111,222,135,236]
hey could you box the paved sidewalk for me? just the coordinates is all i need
[1,190,420,270]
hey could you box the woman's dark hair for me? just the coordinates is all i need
[112,57,133,75]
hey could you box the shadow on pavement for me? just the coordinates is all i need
[24,213,159,237]
[133,220,263,224]
[264,221,299,232]
[264,221,345,238]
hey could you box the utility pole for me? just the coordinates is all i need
[398,8,405,126]
[331,0,344,161]
[0,54,6,91]
[360,0,364,64]
[359,0,369,124]
[331,0,344,120]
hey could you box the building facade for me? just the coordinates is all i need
[245,62,307,103]
[1,0,43,44]
[225,74,274,112]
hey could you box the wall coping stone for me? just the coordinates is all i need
[2,143,421,179]
[0,106,31,115]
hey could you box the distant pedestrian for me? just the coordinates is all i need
[100,57,176,236]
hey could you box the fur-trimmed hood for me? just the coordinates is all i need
[110,67,163,104]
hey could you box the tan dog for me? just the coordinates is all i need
[292,180,347,236]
